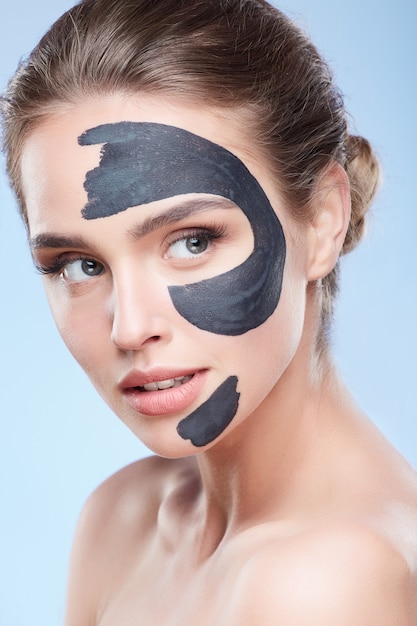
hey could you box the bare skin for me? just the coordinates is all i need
[64,372,417,625]
[21,95,417,625]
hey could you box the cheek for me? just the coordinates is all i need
[230,265,307,408]
[267,254,308,364]
[43,282,109,376]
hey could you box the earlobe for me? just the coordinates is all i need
[307,164,351,281]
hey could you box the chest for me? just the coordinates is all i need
[97,545,245,626]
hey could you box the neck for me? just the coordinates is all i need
[194,354,348,543]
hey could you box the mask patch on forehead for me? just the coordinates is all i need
[177,376,240,446]
[79,121,286,335]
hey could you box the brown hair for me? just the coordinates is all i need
[1,0,380,333]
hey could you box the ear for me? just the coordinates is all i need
[306,164,351,281]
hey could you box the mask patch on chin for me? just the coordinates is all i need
[176,376,240,446]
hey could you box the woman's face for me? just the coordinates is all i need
[21,94,310,456]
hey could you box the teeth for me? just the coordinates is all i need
[142,381,160,391]
[141,375,192,392]
[155,378,176,390]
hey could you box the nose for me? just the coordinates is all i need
[110,270,174,352]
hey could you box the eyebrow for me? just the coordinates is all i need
[29,197,236,251]
[29,233,89,251]
[126,198,235,240]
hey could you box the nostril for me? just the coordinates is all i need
[145,335,161,344]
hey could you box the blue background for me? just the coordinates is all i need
[0,1,416,624]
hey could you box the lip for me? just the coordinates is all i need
[120,368,208,416]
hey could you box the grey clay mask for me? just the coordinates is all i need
[79,121,286,445]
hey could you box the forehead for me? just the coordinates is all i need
[20,95,282,231]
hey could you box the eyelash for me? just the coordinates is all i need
[33,224,228,277]
[164,224,227,256]
[34,254,90,277]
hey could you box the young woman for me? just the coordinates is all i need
[2,0,417,623]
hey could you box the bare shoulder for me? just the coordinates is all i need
[84,455,187,520]
[76,455,191,542]
[224,521,417,626]
[64,455,194,626]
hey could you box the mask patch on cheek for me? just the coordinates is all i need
[177,376,240,447]
[79,122,286,336]
[168,244,281,336]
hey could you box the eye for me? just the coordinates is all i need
[62,258,105,282]
[168,233,211,259]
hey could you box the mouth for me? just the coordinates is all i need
[121,370,206,417]
[137,374,194,392]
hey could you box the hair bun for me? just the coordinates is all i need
[343,134,381,254]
